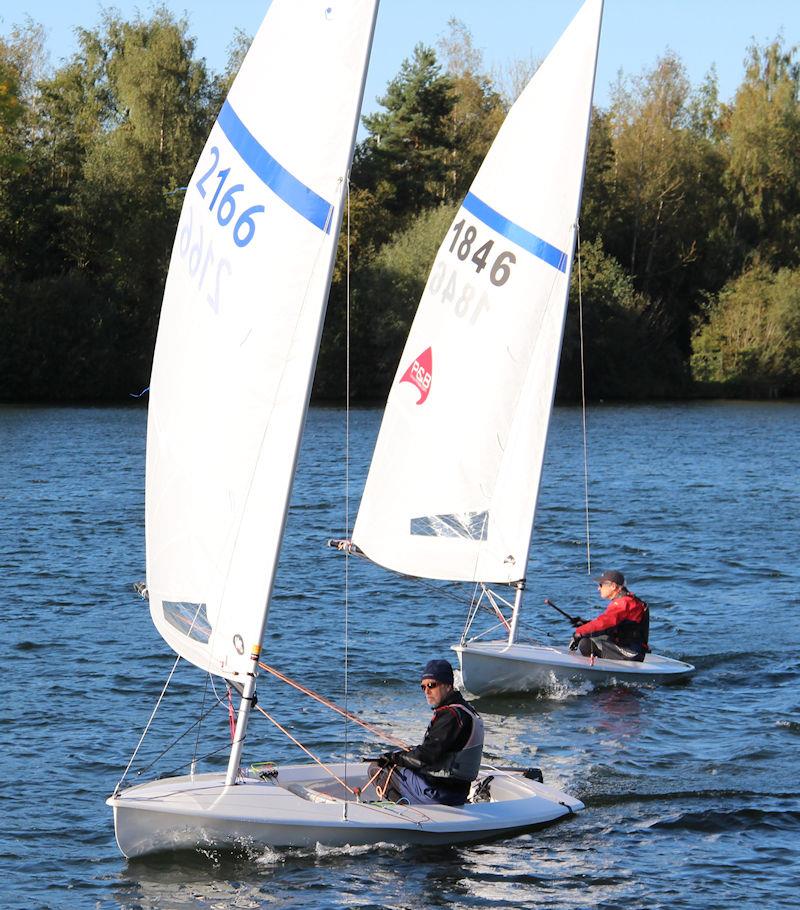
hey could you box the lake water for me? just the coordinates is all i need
[2,401,799,909]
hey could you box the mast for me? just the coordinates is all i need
[225,647,260,785]
[506,582,525,646]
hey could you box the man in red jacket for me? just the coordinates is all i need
[571,570,650,661]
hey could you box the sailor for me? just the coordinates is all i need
[369,659,484,806]
[571,570,650,661]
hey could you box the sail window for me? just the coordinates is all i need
[163,601,212,644]
[410,511,489,541]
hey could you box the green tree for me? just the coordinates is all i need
[0,55,23,152]
[604,53,728,350]
[557,238,686,400]
[316,203,457,400]
[209,28,252,108]
[436,19,506,201]
[691,264,800,395]
[0,8,215,400]
[579,108,615,243]
[725,38,800,269]
[357,44,455,229]
[0,23,50,283]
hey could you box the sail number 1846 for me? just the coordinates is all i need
[448,219,516,286]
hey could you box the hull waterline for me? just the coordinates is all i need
[454,641,695,696]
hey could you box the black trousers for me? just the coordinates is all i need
[578,634,645,662]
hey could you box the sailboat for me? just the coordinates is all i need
[108,0,585,860]
[346,0,694,698]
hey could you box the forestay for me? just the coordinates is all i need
[352,0,602,584]
[146,0,378,680]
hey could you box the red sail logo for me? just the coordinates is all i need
[399,347,433,405]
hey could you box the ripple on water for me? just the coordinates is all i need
[2,402,800,910]
[647,806,800,834]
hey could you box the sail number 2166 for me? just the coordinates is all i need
[449,220,515,286]
[196,146,265,248]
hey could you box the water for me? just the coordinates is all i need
[1,401,799,910]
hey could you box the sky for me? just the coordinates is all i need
[1,0,798,116]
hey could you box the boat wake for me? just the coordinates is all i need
[253,840,411,865]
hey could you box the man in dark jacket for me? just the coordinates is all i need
[369,659,484,806]
[571,570,650,661]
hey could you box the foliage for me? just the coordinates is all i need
[357,43,455,232]
[0,7,216,400]
[691,264,800,395]
[558,239,687,400]
[725,39,800,269]
[0,10,798,402]
[604,52,728,335]
[315,203,458,400]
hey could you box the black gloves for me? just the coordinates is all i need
[570,616,587,627]
[569,634,580,651]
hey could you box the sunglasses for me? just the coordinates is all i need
[420,681,442,691]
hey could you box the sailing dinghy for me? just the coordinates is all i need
[344,0,693,698]
[108,0,585,860]
[454,637,695,697]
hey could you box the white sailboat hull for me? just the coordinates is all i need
[107,763,583,858]
[454,642,695,696]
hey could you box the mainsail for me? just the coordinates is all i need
[146,0,379,680]
[352,0,603,584]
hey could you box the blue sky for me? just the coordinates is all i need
[2,0,798,114]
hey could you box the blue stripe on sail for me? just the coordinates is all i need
[217,100,333,232]
[462,192,568,272]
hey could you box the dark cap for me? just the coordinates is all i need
[421,659,454,685]
[596,569,625,587]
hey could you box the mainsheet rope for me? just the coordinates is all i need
[258,660,408,749]
[252,701,354,793]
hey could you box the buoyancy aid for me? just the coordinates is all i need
[576,591,650,652]
[611,593,649,651]
[425,702,485,782]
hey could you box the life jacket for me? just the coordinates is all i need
[609,592,650,652]
[424,702,485,782]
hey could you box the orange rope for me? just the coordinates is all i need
[258,660,408,749]
[253,702,354,794]
[226,686,236,742]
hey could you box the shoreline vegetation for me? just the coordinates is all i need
[1,10,798,404]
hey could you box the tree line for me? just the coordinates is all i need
[1,9,798,403]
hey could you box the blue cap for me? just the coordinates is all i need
[421,659,454,684]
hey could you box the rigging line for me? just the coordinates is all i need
[113,653,182,795]
[576,223,592,574]
[192,672,211,769]
[259,660,409,748]
[344,174,351,797]
[330,543,480,610]
[157,741,234,781]
[133,698,225,780]
[252,701,355,793]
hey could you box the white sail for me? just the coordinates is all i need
[352,0,602,584]
[146,0,378,680]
